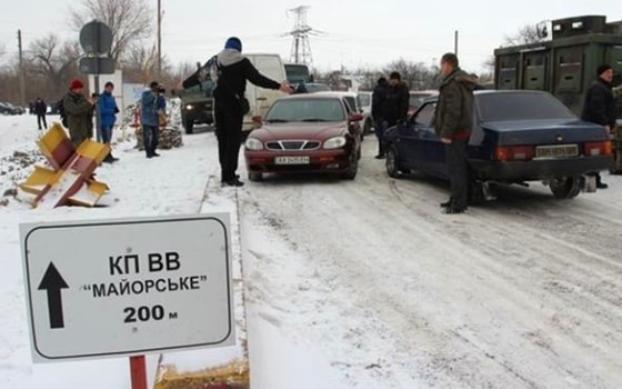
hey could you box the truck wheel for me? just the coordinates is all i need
[248,172,263,182]
[385,146,403,179]
[550,177,581,199]
[184,119,194,135]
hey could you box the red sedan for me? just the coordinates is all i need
[244,94,363,181]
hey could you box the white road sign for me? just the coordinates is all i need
[20,215,234,362]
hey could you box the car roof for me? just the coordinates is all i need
[410,90,438,95]
[316,91,358,98]
[275,93,345,101]
[421,89,552,103]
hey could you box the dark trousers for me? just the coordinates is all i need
[37,114,47,130]
[445,139,469,209]
[143,125,159,156]
[215,105,244,182]
[374,120,388,156]
[101,125,114,144]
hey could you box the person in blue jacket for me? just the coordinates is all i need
[141,81,166,158]
[98,81,120,163]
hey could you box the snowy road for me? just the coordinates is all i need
[2,114,621,388]
[240,137,622,388]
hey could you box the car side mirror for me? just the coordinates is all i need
[349,113,364,122]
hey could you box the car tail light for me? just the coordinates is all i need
[583,141,612,157]
[494,145,534,161]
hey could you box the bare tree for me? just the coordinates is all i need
[69,0,153,62]
[121,43,182,90]
[504,24,548,47]
[122,43,158,84]
[29,34,81,95]
[384,59,440,90]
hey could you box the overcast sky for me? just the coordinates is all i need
[1,0,621,73]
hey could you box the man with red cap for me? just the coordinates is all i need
[62,79,94,147]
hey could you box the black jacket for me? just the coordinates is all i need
[34,99,47,115]
[371,82,387,121]
[183,55,281,110]
[381,82,409,125]
[581,78,616,128]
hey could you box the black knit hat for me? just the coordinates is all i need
[597,64,613,76]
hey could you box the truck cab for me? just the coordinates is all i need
[179,78,215,134]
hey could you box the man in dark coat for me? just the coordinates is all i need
[141,81,166,159]
[382,72,410,128]
[34,97,48,130]
[581,64,617,189]
[433,53,477,214]
[371,77,388,159]
[63,79,94,148]
[184,37,292,187]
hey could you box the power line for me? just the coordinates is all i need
[282,5,322,66]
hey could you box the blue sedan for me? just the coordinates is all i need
[383,90,613,200]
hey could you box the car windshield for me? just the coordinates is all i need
[478,92,577,122]
[285,65,311,84]
[266,99,345,123]
[345,97,357,111]
[183,80,215,97]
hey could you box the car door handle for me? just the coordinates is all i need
[256,97,267,101]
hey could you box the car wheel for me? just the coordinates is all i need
[343,152,359,180]
[184,119,194,135]
[550,177,581,199]
[385,146,403,179]
[248,172,263,182]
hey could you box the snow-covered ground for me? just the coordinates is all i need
[1,114,622,388]
[239,142,622,388]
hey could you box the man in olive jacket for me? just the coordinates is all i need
[434,53,477,214]
[63,79,93,148]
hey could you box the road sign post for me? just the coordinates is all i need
[20,215,234,365]
[79,20,115,142]
[130,355,148,389]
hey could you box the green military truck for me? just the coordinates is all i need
[179,77,215,135]
[495,15,622,117]
[495,15,622,171]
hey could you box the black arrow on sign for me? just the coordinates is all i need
[38,262,69,329]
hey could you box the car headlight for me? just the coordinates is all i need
[185,104,194,111]
[245,137,263,151]
[323,136,347,149]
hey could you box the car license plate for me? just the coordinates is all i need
[535,144,579,159]
[274,156,310,165]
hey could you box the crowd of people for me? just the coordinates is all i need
[43,78,167,162]
[31,36,619,215]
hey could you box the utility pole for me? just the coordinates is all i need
[157,0,162,80]
[454,30,459,57]
[283,6,322,67]
[17,29,26,106]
